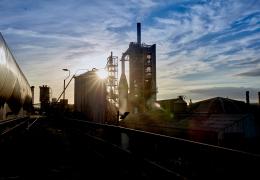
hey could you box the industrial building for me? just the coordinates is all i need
[119,23,156,114]
[39,85,50,113]
[157,96,187,114]
[72,23,157,122]
[120,96,260,151]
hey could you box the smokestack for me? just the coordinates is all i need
[258,92,260,105]
[246,91,250,104]
[31,86,35,104]
[137,22,141,45]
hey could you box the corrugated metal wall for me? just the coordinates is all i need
[74,70,107,123]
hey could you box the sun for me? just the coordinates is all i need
[96,69,108,79]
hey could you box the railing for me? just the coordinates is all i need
[65,117,260,179]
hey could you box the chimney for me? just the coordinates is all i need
[258,92,260,105]
[246,91,250,104]
[31,86,35,104]
[137,22,141,45]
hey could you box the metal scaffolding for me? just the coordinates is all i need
[106,52,118,107]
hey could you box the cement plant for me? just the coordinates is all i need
[1,23,260,179]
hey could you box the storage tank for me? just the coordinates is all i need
[0,33,32,118]
[74,69,107,123]
[39,85,50,112]
[39,85,50,103]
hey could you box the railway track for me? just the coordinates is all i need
[64,117,260,180]
[0,116,41,137]
[1,117,175,179]
[0,116,259,179]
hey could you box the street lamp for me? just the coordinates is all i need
[57,68,88,103]
[62,68,70,100]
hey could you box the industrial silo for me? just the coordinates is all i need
[39,85,50,113]
[74,69,107,123]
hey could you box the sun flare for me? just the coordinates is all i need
[96,69,108,79]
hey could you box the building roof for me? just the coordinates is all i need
[121,97,251,134]
[190,97,247,114]
[173,97,250,133]
[172,114,248,133]
[75,69,97,78]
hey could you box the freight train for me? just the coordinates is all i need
[0,33,32,120]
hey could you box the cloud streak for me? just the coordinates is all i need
[237,68,260,76]
[0,0,259,103]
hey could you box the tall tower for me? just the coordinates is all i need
[39,85,50,112]
[120,23,156,113]
[106,52,118,107]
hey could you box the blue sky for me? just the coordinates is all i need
[0,0,259,103]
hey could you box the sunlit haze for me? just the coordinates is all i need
[0,0,259,104]
[96,69,108,79]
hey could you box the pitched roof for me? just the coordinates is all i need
[190,97,247,114]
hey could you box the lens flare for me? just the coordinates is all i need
[96,69,108,79]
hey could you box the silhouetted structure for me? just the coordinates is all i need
[73,68,118,124]
[120,97,259,151]
[119,23,156,114]
[74,69,107,123]
[185,97,255,146]
[74,69,118,124]
[106,52,118,106]
[258,92,260,105]
[30,86,35,105]
[39,85,50,112]
[246,91,250,104]
[157,96,187,114]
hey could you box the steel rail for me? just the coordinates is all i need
[0,116,41,136]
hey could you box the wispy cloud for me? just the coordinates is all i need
[146,0,260,101]
[0,0,259,103]
[237,68,260,76]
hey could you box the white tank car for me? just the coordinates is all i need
[0,33,32,120]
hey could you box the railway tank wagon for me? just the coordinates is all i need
[0,33,32,120]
